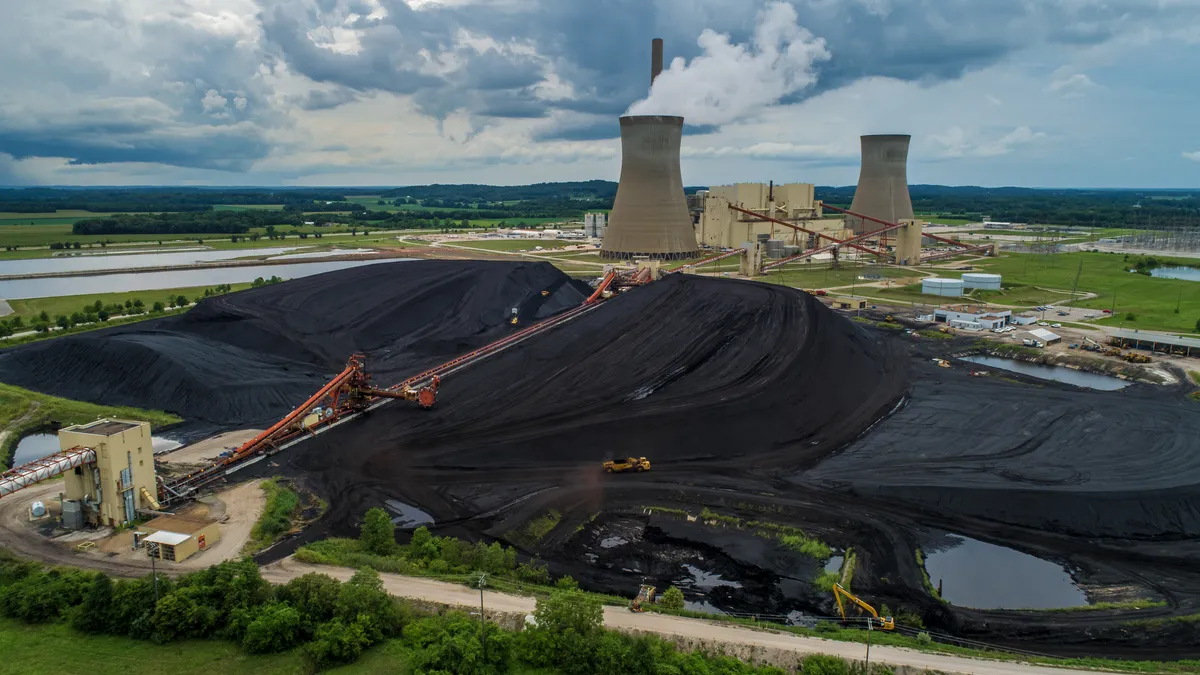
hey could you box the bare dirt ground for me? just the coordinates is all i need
[0,477,266,576]
[157,428,262,472]
[261,557,1101,675]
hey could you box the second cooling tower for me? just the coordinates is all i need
[601,115,700,260]
[845,134,915,234]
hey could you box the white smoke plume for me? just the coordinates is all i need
[626,2,831,126]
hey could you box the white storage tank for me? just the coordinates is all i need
[962,273,1002,290]
[922,278,964,297]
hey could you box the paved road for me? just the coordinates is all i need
[260,558,1087,675]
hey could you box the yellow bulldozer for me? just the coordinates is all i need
[630,585,656,612]
[603,457,651,473]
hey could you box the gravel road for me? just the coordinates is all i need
[260,557,1096,675]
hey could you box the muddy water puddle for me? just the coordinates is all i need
[385,499,434,528]
[824,555,844,574]
[961,355,1129,391]
[10,432,179,467]
[923,533,1087,609]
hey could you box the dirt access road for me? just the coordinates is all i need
[262,557,1089,675]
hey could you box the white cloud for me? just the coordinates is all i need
[1184,151,1200,161]
[930,126,1045,159]
[1046,71,1096,97]
[200,89,229,114]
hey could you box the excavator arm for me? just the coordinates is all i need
[833,583,894,630]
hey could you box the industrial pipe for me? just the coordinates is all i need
[0,447,96,498]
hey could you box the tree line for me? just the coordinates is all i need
[0,188,358,213]
[0,511,859,674]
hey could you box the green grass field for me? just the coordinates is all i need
[0,619,563,675]
[918,215,974,225]
[7,283,256,320]
[762,264,924,289]
[211,204,285,211]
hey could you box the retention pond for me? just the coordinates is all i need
[10,432,180,467]
[923,533,1087,610]
[961,355,1129,391]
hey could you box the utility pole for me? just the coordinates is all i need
[146,542,160,603]
[865,619,873,672]
[475,571,488,670]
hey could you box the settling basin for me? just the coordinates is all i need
[923,533,1087,610]
[961,355,1129,391]
[10,432,179,467]
[0,259,406,299]
[1150,266,1200,282]
[0,246,310,276]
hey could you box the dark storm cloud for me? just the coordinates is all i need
[259,0,1200,141]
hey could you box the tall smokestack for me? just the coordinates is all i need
[601,115,700,260]
[651,38,664,84]
[846,134,914,234]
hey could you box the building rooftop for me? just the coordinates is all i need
[979,315,1004,321]
[72,419,140,436]
[143,531,191,546]
[1028,328,1061,342]
[142,514,216,535]
[942,305,989,314]
[1110,330,1200,350]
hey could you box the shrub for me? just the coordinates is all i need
[305,617,373,668]
[275,572,341,634]
[802,654,851,675]
[405,613,511,675]
[71,573,114,633]
[360,507,396,555]
[916,630,933,645]
[659,586,685,611]
[242,602,304,653]
[555,576,579,590]
[335,568,403,641]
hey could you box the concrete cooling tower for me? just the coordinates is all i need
[845,134,914,234]
[601,115,700,260]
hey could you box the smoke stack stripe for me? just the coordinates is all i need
[601,116,700,260]
[651,38,664,84]
[846,134,914,234]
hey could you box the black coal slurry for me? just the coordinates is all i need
[0,261,590,428]
[9,260,1200,656]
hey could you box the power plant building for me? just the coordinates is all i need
[601,115,700,260]
[584,212,607,238]
[698,182,847,249]
[59,419,159,528]
[846,135,915,234]
[922,277,964,297]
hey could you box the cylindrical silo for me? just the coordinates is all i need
[601,116,700,260]
[921,278,963,297]
[961,273,1002,290]
[845,135,915,234]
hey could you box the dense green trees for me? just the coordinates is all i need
[360,507,397,555]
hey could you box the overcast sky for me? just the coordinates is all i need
[2,0,1198,189]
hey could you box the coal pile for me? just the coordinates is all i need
[0,261,590,427]
[272,273,907,534]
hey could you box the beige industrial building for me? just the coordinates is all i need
[697,182,849,249]
[138,514,221,563]
[60,419,159,528]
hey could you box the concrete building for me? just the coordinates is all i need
[934,305,1012,331]
[962,273,1002,290]
[845,135,915,234]
[697,182,846,249]
[584,212,607,238]
[138,514,220,563]
[921,278,964,297]
[60,420,158,528]
[601,115,699,260]
[1110,329,1200,357]
[1012,313,1038,326]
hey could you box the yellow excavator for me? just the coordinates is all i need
[630,584,656,612]
[833,583,894,630]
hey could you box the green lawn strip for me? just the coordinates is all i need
[644,506,830,560]
[0,619,308,675]
[7,283,254,320]
[1027,600,1167,613]
[0,382,180,466]
[243,479,303,554]
[760,265,924,290]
